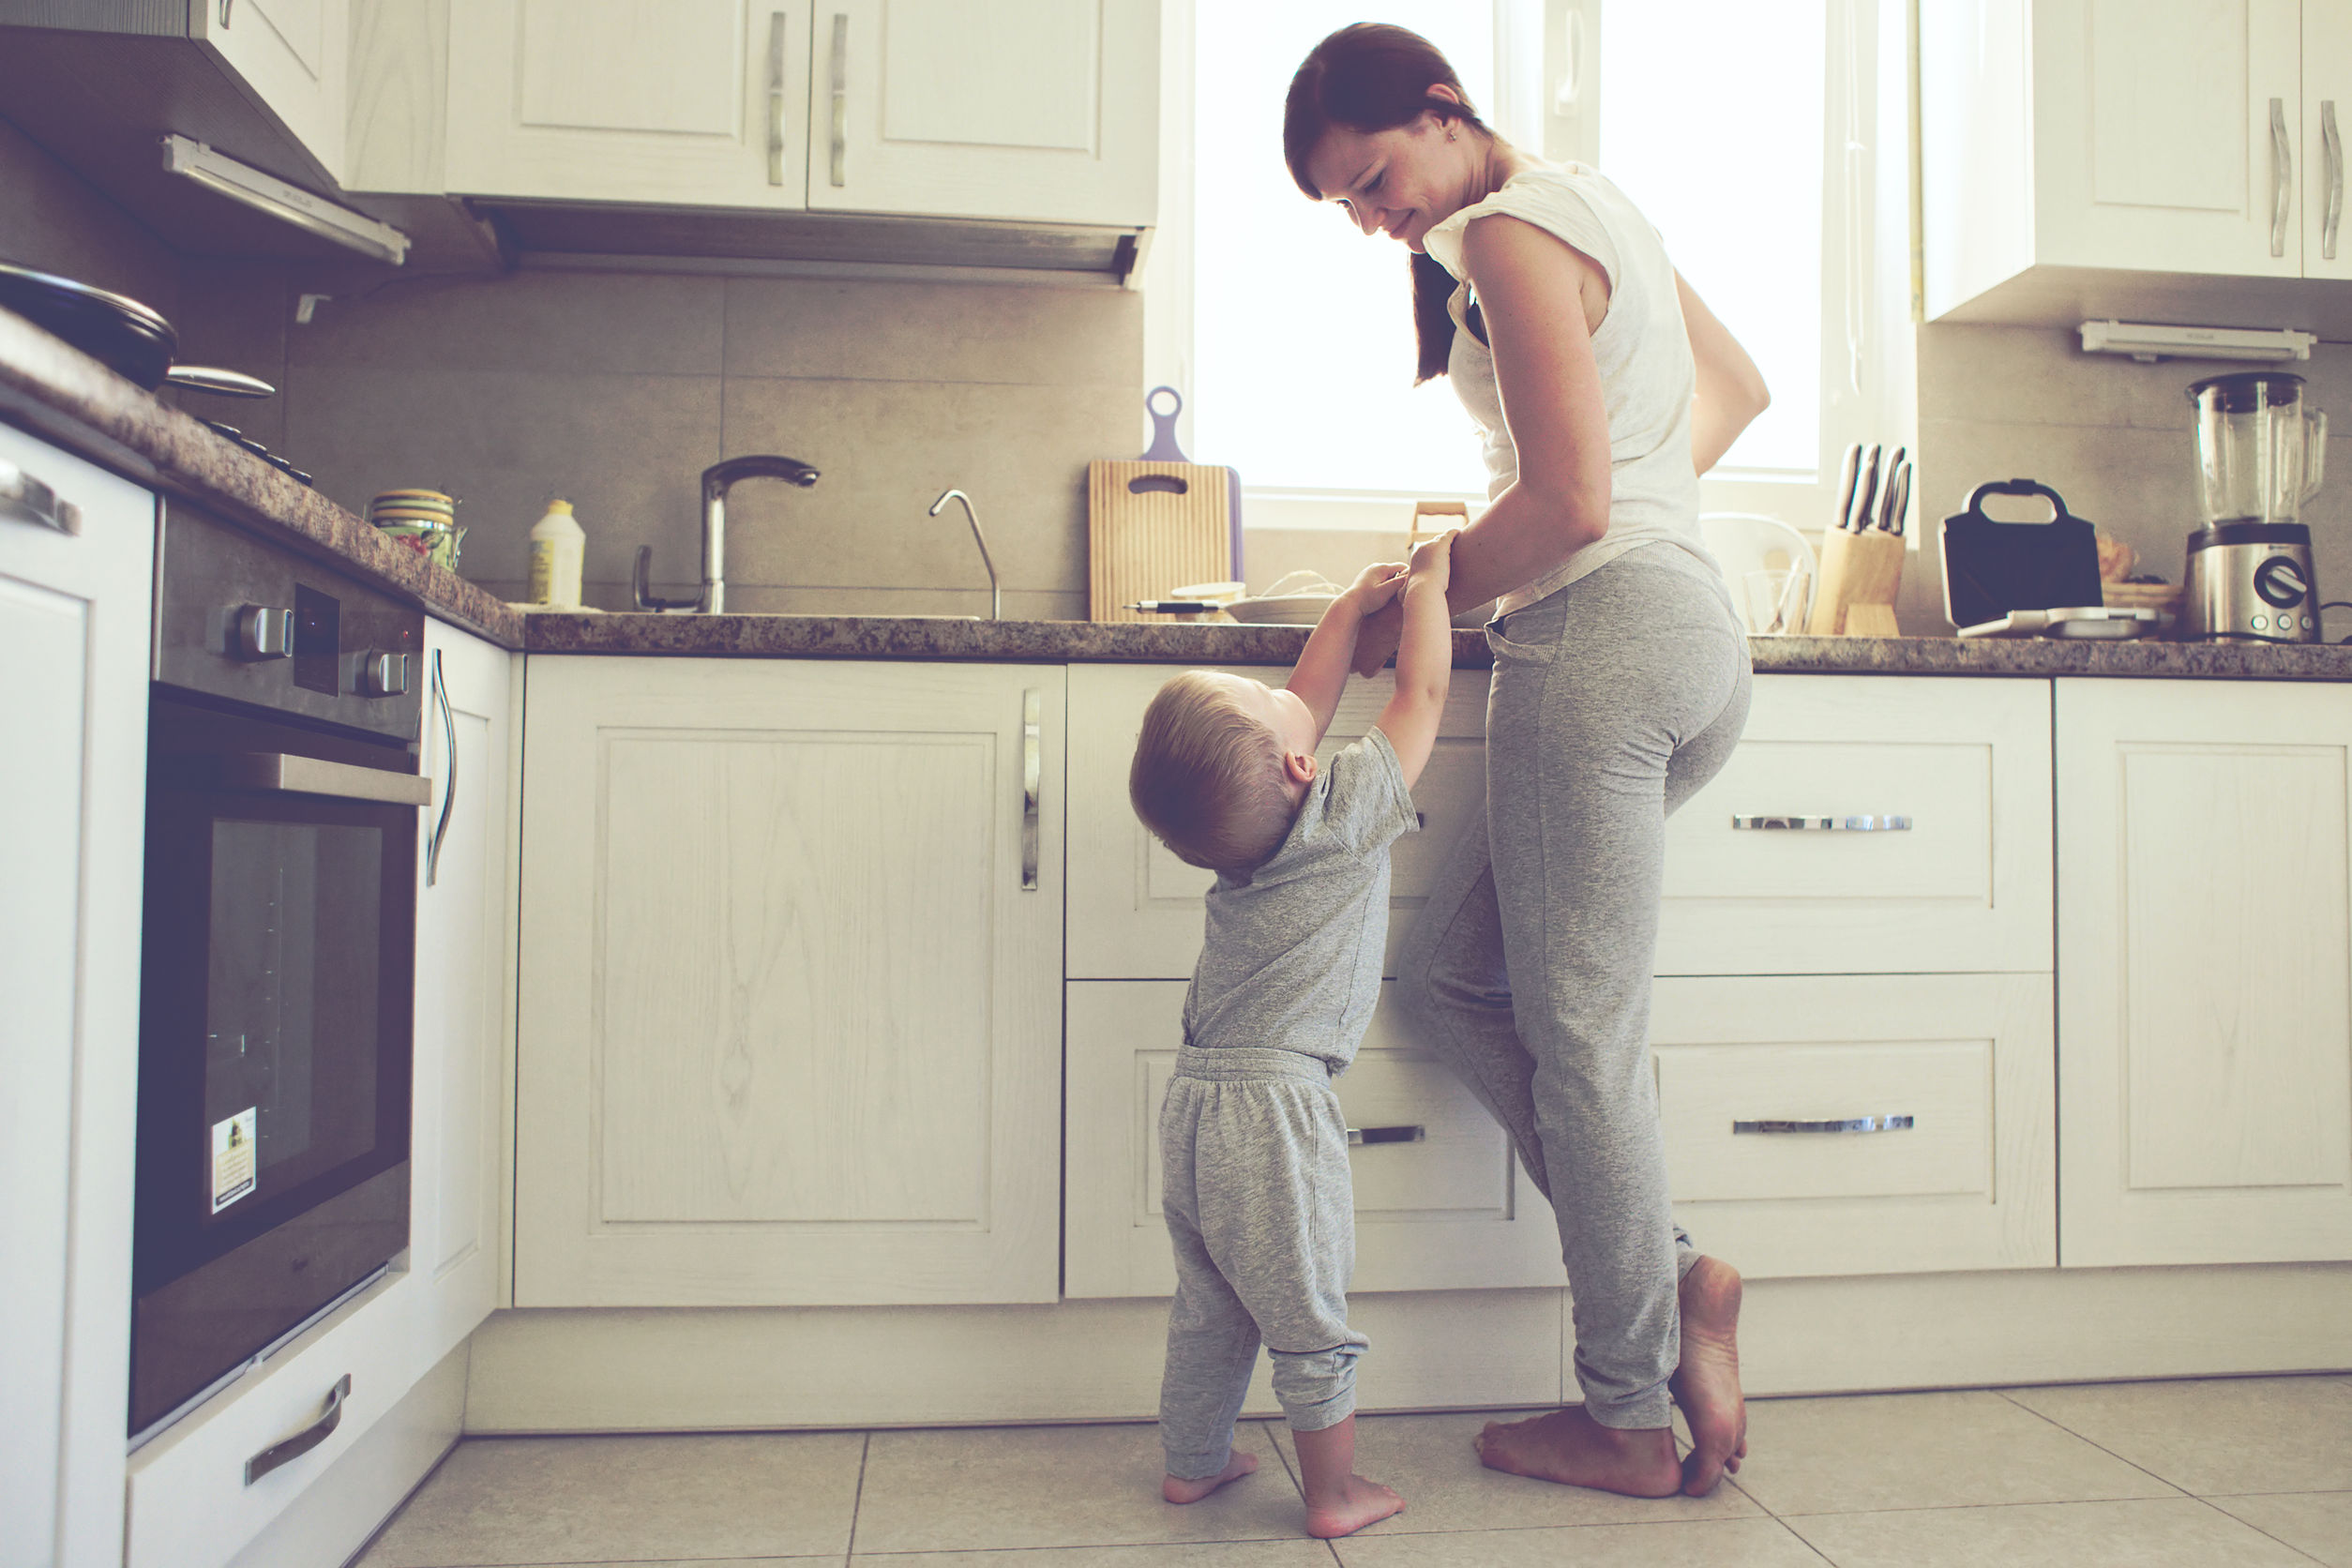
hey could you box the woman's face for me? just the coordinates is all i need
[1303,106,1478,253]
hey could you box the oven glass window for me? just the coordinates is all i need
[203,819,383,1214]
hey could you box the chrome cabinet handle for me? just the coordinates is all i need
[1020,687,1041,891]
[828,13,848,188]
[219,752,432,807]
[1348,1124,1425,1146]
[1734,1115,1915,1135]
[2324,100,2344,264]
[1731,814,1912,832]
[765,10,789,187]
[426,649,457,887]
[245,1374,347,1485]
[220,0,234,25]
[0,459,83,535]
[2271,97,2292,259]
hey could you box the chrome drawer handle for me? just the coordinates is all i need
[1734,1115,1915,1135]
[1020,687,1041,891]
[427,649,457,887]
[1348,1124,1425,1146]
[220,752,432,807]
[1732,814,1911,832]
[0,459,83,535]
[245,1374,348,1485]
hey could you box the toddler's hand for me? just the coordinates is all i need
[1408,531,1455,593]
[1345,561,1408,612]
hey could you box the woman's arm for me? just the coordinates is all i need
[1678,270,1769,475]
[1352,212,1614,674]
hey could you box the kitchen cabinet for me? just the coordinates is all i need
[444,0,812,208]
[2055,677,2352,1267]
[0,422,152,1568]
[411,620,517,1367]
[197,0,352,182]
[1064,982,1567,1298]
[445,0,1156,225]
[1921,0,2352,324]
[514,656,1064,1306]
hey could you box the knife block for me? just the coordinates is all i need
[1807,528,1906,636]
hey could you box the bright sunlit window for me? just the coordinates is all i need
[1184,1,1837,499]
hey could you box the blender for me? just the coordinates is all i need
[2183,372,2327,642]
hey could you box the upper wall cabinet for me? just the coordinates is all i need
[808,0,1156,225]
[1921,0,2352,330]
[445,0,812,207]
[444,0,1156,226]
[196,0,351,181]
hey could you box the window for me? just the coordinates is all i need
[1146,0,1913,534]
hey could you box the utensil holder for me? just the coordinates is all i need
[1807,528,1906,636]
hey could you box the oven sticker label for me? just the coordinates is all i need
[211,1108,258,1214]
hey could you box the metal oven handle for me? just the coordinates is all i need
[220,752,432,807]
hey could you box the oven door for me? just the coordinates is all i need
[132,700,424,1436]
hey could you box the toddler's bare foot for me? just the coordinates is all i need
[1669,1254,1749,1496]
[1472,1407,1681,1497]
[1162,1450,1257,1504]
[1304,1473,1406,1539]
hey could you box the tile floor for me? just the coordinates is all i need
[356,1375,2352,1568]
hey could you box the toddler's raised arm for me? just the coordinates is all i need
[1373,534,1455,789]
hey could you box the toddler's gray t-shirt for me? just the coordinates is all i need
[1181,728,1420,1072]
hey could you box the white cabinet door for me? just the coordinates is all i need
[410,621,517,1368]
[192,0,352,182]
[1652,973,2057,1277]
[516,656,1063,1305]
[2056,678,2352,1267]
[445,0,811,206]
[807,0,1156,224]
[0,423,152,1568]
[2033,0,2302,277]
[2308,0,2352,280]
[1065,982,1567,1298]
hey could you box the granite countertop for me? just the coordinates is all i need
[8,305,2348,681]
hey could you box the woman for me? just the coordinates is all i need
[1283,24,1766,1499]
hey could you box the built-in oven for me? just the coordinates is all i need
[131,502,426,1440]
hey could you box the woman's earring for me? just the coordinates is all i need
[1447,127,1457,142]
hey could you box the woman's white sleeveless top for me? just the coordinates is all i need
[1420,161,1715,615]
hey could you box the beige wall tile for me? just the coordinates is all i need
[0,118,180,322]
[165,261,295,454]
[724,277,1143,389]
[283,367,721,588]
[291,270,726,376]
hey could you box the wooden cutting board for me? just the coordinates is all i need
[1088,460,1233,623]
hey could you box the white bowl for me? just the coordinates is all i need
[1225,593,1337,625]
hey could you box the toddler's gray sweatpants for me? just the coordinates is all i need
[1158,1045,1365,1480]
[1396,545,1751,1432]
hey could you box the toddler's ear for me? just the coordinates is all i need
[1283,749,1319,788]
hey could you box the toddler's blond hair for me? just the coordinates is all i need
[1129,671,1298,872]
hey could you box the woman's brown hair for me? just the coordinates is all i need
[1283,23,1489,384]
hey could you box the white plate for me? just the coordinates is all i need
[1225,594,1337,625]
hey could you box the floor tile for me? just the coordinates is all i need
[849,1420,1304,1553]
[1727,1390,2177,1516]
[1332,1516,1826,1567]
[354,1431,865,1566]
[2213,1491,2352,1567]
[1266,1410,1761,1537]
[854,1545,1334,1567]
[1788,1497,2314,1567]
[2003,1376,2352,1496]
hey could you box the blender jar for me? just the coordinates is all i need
[2188,371,2328,525]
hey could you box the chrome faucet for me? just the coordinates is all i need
[634,454,821,612]
[928,488,1002,621]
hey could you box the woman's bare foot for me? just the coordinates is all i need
[1162,1450,1257,1504]
[1669,1254,1748,1496]
[1471,1407,1681,1497]
[1303,1472,1408,1539]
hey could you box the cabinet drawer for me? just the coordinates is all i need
[1657,675,2053,973]
[125,1274,419,1568]
[1068,663,1487,980]
[1652,973,2056,1277]
[1065,981,1564,1297]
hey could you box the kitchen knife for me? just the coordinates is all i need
[1877,447,1907,530]
[1852,444,1882,533]
[1834,442,1862,533]
[1888,460,1911,535]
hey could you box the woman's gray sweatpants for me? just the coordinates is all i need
[1158,1045,1365,1479]
[1396,546,1751,1431]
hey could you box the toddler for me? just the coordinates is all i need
[1126,533,1455,1539]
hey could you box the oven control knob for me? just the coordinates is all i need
[2254,555,2308,609]
[232,604,294,660]
[358,651,410,698]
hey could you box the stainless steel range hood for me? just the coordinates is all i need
[473,200,1149,285]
